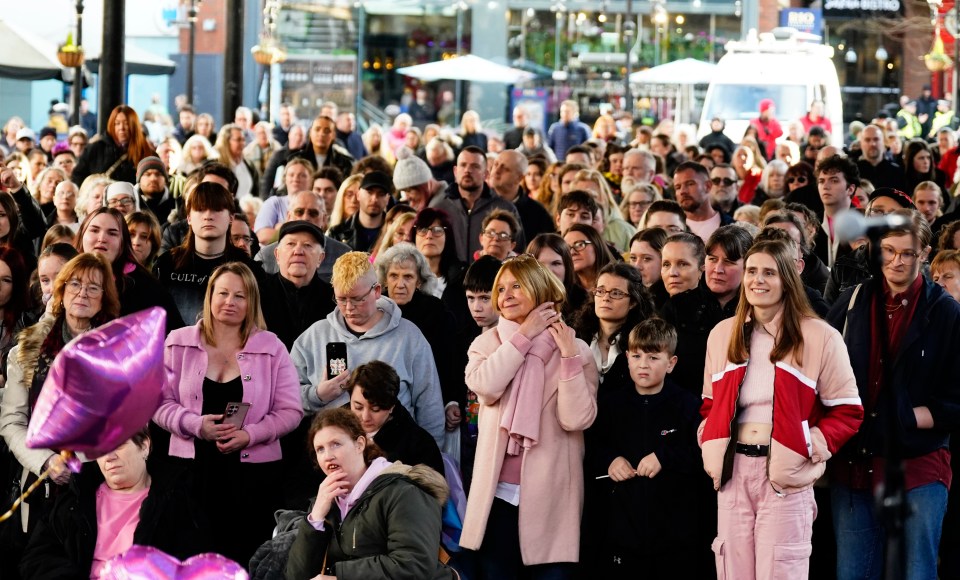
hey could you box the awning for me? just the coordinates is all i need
[397,54,535,84]
[0,18,65,81]
[629,58,717,85]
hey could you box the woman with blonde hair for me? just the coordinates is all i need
[32,167,67,214]
[537,162,564,214]
[459,110,488,152]
[461,254,598,578]
[371,208,416,260]
[363,124,395,167]
[177,134,217,177]
[328,173,363,231]
[76,175,114,221]
[154,261,302,565]
[571,168,636,251]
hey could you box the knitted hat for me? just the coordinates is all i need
[38,127,57,141]
[136,156,167,183]
[759,99,775,114]
[393,155,433,190]
[104,182,140,212]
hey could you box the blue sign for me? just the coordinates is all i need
[779,9,823,38]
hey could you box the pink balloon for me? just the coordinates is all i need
[100,545,248,579]
[26,308,166,457]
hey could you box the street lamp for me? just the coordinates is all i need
[186,0,200,106]
[60,1,85,123]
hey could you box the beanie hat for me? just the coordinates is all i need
[136,156,167,183]
[759,99,775,114]
[393,155,433,190]
[38,127,57,141]
[869,187,915,210]
[103,182,141,212]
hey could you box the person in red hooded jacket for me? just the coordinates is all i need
[750,99,783,162]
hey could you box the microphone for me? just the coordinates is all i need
[833,210,910,242]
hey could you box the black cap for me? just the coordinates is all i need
[360,171,393,193]
[38,127,57,140]
[869,187,915,210]
[277,220,326,247]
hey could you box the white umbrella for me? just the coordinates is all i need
[397,54,535,84]
[0,18,64,81]
[629,58,717,85]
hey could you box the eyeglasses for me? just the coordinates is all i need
[231,235,254,246]
[416,226,447,237]
[786,176,808,184]
[710,177,736,186]
[65,279,103,297]
[592,287,629,300]
[867,208,895,217]
[880,245,921,265]
[108,197,134,208]
[569,240,593,253]
[292,208,322,219]
[627,201,653,209]
[333,283,379,307]
[482,230,513,242]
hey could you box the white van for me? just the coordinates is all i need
[697,28,844,147]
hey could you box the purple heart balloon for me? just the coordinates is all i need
[100,545,249,579]
[26,308,166,457]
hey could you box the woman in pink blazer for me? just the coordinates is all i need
[154,262,302,567]
[459,254,599,579]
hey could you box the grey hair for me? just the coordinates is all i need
[374,242,438,297]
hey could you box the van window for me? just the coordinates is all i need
[704,85,808,123]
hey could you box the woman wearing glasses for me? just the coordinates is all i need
[461,254,598,579]
[620,182,660,228]
[412,208,463,299]
[563,224,616,292]
[0,253,119,535]
[572,263,655,393]
[154,262,302,566]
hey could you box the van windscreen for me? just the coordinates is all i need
[704,85,808,123]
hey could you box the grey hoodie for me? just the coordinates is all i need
[291,296,445,444]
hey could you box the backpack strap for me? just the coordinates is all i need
[842,283,863,340]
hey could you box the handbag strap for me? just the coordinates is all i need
[842,283,862,340]
[104,153,128,179]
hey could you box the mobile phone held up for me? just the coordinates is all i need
[222,402,251,428]
[326,342,348,379]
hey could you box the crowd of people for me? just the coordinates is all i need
[0,92,958,580]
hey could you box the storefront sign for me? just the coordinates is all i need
[280,56,358,116]
[779,9,823,38]
[823,0,902,18]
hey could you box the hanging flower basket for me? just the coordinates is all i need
[251,37,287,66]
[57,45,84,68]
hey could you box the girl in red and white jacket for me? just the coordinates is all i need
[699,238,863,580]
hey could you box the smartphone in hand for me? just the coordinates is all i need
[326,342,348,379]
[222,402,251,429]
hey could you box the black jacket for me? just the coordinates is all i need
[119,266,185,334]
[261,144,355,199]
[20,461,211,580]
[398,291,466,408]
[826,278,960,460]
[802,250,830,296]
[660,283,737,398]
[587,380,702,554]
[72,134,141,186]
[372,404,445,475]
[260,273,335,350]
[857,158,907,192]
[698,130,736,157]
[327,213,383,252]
[507,188,556,243]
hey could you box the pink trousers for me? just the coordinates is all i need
[713,453,817,580]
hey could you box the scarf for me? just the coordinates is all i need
[496,317,557,456]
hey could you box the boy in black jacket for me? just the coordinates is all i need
[588,319,702,578]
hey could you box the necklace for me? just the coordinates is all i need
[196,249,225,259]
[885,298,908,318]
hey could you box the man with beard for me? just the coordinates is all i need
[708,163,742,217]
[673,161,731,242]
[856,124,906,191]
[435,146,523,263]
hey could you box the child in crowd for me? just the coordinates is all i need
[588,318,702,577]
[459,255,501,490]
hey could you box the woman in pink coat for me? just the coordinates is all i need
[460,254,599,579]
[153,262,302,567]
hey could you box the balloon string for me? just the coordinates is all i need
[0,450,74,523]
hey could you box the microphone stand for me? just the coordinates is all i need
[864,234,909,580]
